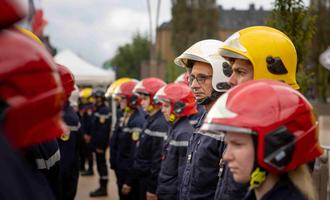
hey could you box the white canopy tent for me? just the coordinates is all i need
[54,49,115,86]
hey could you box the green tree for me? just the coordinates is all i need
[310,0,330,102]
[267,0,316,96]
[109,33,150,79]
[171,0,219,56]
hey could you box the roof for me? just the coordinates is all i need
[218,5,270,30]
[157,4,271,31]
[54,49,115,86]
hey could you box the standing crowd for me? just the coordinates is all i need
[0,1,324,200]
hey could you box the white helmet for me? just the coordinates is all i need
[174,39,232,92]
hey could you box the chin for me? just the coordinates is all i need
[195,97,204,101]
[233,174,250,184]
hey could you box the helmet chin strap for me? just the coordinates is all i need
[146,104,154,112]
[249,135,267,189]
[249,167,267,189]
[197,90,222,105]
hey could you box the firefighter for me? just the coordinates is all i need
[57,64,81,200]
[0,1,66,197]
[214,26,301,200]
[155,83,197,200]
[132,77,168,200]
[174,40,231,200]
[201,80,322,200]
[107,78,132,174]
[112,80,146,200]
[79,87,95,176]
[89,90,111,197]
[10,27,64,200]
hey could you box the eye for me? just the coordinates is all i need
[236,69,246,75]
[231,140,243,147]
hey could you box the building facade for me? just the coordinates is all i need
[144,4,271,80]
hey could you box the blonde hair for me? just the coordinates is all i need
[288,164,317,200]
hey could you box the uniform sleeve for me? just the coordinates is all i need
[146,126,168,193]
[176,130,191,194]
[109,127,119,170]
[124,121,144,186]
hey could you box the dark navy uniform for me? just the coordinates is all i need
[112,108,146,200]
[23,140,62,199]
[79,103,94,173]
[188,104,205,129]
[179,113,226,200]
[157,117,193,200]
[58,102,81,200]
[91,103,111,192]
[133,110,168,200]
[243,175,307,200]
[0,133,55,200]
[109,108,123,172]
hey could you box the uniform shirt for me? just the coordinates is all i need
[243,175,307,200]
[0,133,55,200]
[133,110,168,193]
[188,104,205,129]
[91,103,111,150]
[23,140,61,199]
[157,117,193,200]
[180,113,226,200]
[59,102,80,173]
[79,103,94,136]
[112,108,146,185]
[58,102,81,200]
[109,109,123,171]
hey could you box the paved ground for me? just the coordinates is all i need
[76,165,119,200]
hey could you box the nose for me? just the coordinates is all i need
[190,78,200,89]
[223,146,232,162]
[228,73,237,87]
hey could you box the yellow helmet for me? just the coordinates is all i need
[79,87,93,98]
[219,26,299,89]
[105,77,132,98]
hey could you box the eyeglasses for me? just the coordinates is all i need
[189,74,212,85]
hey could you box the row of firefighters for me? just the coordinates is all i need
[1,1,324,200]
[76,76,204,199]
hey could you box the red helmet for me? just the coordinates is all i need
[133,77,166,105]
[0,28,66,149]
[174,72,189,86]
[57,64,75,98]
[114,80,139,108]
[0,0,26,29]
[201,80,323,174]
[155,83,197,118]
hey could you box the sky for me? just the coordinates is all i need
[41,0,309,67]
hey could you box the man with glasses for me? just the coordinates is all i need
[174,40,233,200]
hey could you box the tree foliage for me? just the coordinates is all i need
[109,33,150,79]
[267,0,317,97]
[171,0,219,56]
